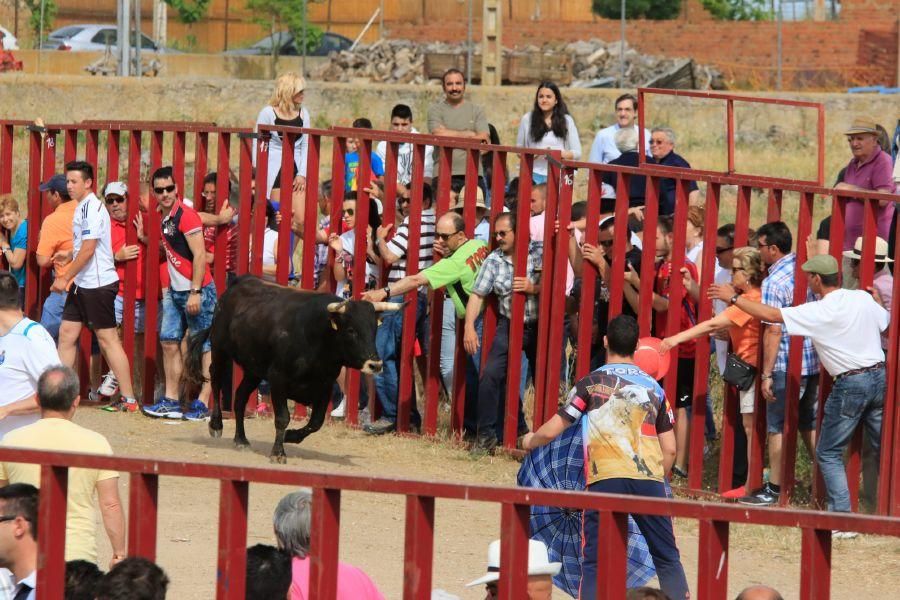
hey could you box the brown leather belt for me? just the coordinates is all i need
[835,362,884,380]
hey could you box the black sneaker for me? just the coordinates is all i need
[363,417,396,436]
[739,483,780,507]
[471,434,499,455]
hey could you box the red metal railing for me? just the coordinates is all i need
[1,111,899,517]
[8,447,900,600]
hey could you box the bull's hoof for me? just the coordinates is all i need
[269,454,288,464]
[209,426,222,439]
[234,439,251,450]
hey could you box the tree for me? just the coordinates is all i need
[699,0,772,20]
[591,0,682,19]
[245,0,324,67]
[22,0,57,46]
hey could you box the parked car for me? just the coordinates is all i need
[0,26,18,50]
[224,31,352,57]
[40,24,177,53]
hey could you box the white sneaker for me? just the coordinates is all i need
[832,530,859,540]
[330,397,346,419]
[98,371,119,397]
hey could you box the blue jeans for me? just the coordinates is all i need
[374,293,428,424]
[40,290,67,342]
[816,367,885,513]
[768,371,818,434]
[160,284,217,352]
[582,479,690,600]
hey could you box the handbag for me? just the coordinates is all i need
[723,353,757,391]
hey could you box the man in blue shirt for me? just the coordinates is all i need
[588,93,651,164]
[649,127,700,215]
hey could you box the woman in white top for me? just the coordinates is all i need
[255,72,310,224]
[261,202,284,282]
[516,81,582,184]
[328,197,380,299]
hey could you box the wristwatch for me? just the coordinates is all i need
[761,373,773,381]
[382,285,391,298]
[190,288,202,295]
[729,293,740,305]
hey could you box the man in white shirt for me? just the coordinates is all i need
[53,161,138,411]
[710,254,889,518]
[374,104,434,187]
[0,483,38,600]
[0,273,58,439]
[587,93,651,164]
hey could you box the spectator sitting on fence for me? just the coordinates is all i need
[363,183,436,436]
[34,173,75,342]
[198,171,239,286]
[464,212,539,453]
[661,247,764,499]
[273,490,384,599]
[710,254,887,530]
[101,181,147,407]
[363,212,489,437]
[345,118,386,193]
[65,559,103,600]
[0,273,60,438]
[0,195,27,308]
[94,557,169,600]
[375,103,435,187]
[524,315,690,600]
[465,538,561,599]
[255,72,309,205]
[0,483,37,600]
[0,365,127,567]
[835,117,896,251]
[601,127,648,229]
[246,544,293,600]
[738,221,819,507]
[515,81,582,185]
[588,93,651,164]
[143,166,216,422]
[735,584,784,600]
[648,127,700,215]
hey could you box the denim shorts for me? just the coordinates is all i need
[114,295,147,334]
[160,283,217,352]
[767,371,818,434]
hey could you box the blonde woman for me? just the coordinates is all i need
[0,194,27,307]
[255,72,310,206]
[661,247,764,498]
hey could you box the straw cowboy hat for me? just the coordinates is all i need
[842,236,893,264]
[452,185,487,212]
[844,116,879,136]
[465,539,562,587]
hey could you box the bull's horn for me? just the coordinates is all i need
[326,300,350,314]
[371,302,404,312]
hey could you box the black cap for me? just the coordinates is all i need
[38,173,67,194]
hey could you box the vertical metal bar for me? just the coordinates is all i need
[0,123,13,193]
[142,131,162,405]
[276,132,295,286]
[498,503,530,600]
[597,510,628,598]
[106,129,121,182]
[575,169,601,378]
[63,128,77,163]
[726,99,735,174]
[194,132,209,208]
[24,128,44,319]
[121,130,144,378]
[607,170,630,321]
[250,133,270,277]
[215,480,249,600]
[310,488,341,600]
[213,132,231,293]
[766,188,783,222]
[816,106,826,186]
[799,528,831,600]
[637,176,659,338]
[236,136,253,276]
[300,133,321,290]
[127,473,159,560]
[881,199,900,515]
[697,519,729,600]
[85,128,99,170]
[173,131,187,191]
[402,495,435,600]
[544,166,573,421]
[36,465,68,598]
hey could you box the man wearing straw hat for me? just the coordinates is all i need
[834,116,896,251]
[465,538,561,599]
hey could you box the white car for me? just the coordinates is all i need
[0,26,18,50]
[40,23,175,53]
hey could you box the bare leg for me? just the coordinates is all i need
[674,407,689,472]
[768,432,783,486]
[57,320,82,367]
[95,327,135,398]
[161,341,182,400]
[742,413,754,487]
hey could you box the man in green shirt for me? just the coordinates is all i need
[427,68,490,184]
[363,212,488,435]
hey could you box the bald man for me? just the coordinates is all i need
[736,585,784,600]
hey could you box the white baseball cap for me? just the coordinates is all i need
[104,181,128,197]
[465,539,561,587]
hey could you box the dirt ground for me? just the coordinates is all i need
[75,409,899,599]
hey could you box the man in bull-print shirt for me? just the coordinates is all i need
[523,315,690,600]
[143,166,217,422]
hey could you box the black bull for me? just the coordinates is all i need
[185,275,401,462]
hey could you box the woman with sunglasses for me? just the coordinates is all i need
[0,195,27,308]
[515,81,581,184]
[328,195,381,299]
[659,247,765,499]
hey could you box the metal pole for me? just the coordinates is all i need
[620,0,626,88]
[118,0,130,76]
[302,0,308,77]
[134,0,142,78]
[466,0,473,83]
[776,0,783,90]
[37,0,45,72]
[380,0,385,39]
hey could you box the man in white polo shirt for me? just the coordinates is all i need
[0,273,59,438]
[710,254,888,521]
[53,160,138,412]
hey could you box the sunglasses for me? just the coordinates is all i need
[342,208,355,216]
[105,196,126,205]
[398,197,411,205]
[649,139,668,145]
[494,229,511,239]
[715,246,733,255]
[153,184,176,195]
[599,239,614,248]
[731,267,746,273]
[0,515,22,524]
[436,232,458,242]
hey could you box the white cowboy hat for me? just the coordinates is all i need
[465,539,562,587]
[842,235,893,263]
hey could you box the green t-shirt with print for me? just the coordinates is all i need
[422,239,489,318]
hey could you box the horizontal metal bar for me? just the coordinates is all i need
[640,87,824,109]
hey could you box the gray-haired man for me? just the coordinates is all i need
[649,127,700,215]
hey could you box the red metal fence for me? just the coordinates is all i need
[1,93,900,517]
[8,447,900,600]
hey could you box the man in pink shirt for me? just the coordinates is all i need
[836,116,896,250]
[273,490,384,600]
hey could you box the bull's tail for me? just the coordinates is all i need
[184,328,211,389]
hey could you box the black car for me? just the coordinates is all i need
[225,31,352,56]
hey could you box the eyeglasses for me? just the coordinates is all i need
[494,229,511,239]
[105,196,126,205]
[715,246,733,255]
[436,232,458,242]
[342,208,355,216]
[598,239,614,248]
[153,184,176,195]
[0,515,21,524]
[649,139,668,145]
